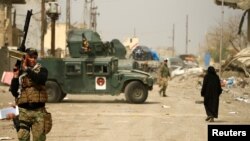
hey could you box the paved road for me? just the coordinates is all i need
[0,76,249,141]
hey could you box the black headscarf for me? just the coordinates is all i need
[207,66,216,75]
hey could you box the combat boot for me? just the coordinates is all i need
[158,90,162,96]
[162,92,167,97]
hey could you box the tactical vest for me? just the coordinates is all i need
[160,64,170,78]
[17,64,48,105]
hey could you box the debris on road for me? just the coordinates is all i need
[161,105,171,108]
[0,137,13,140]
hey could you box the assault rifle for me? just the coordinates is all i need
[9,9,33,69]
[9,9,33,132]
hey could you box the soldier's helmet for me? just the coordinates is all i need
[26,48,38,57]
[164,58,168,62]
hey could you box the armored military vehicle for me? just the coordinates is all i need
[38,29,154,104]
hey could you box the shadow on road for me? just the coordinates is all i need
[51,99,160,104]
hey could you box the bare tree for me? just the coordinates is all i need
[205,14,248,62]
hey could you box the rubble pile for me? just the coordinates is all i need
[172,71,250,104]
[222,47,250,77]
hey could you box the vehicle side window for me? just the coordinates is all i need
[94,65,102,73]
[65,62,81,75]
[94,65,109,75]
[103,65,108,73]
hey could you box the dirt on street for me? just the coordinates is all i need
[0,75,250,141]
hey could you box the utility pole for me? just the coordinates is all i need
[86,0,99,31]
[89,0,93,29]
[46,1,60,56]
[219,0,224,77]
[65,0,70,56]
[40,0,45,57]
[172,24,175,56]
[66,0,70,33]
[248,10,250,44]
[91,6,99,31]
[185,14,189,54]
[83,0,88,27]
[89,1,99,32]
[50,15,56,56]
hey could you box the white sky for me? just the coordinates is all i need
[13,0,244,56]
[57,0,243,55]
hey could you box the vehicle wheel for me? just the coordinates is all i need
[46,81,62,103]
[59,92,67,101]
[124,81,148,104]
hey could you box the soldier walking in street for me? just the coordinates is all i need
[9,48,52,141]
[158,58,171,97]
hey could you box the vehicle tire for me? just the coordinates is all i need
[59,92,67,101]
[124,81,148,104]
[46,81,62,103]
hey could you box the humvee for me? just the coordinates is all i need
[38,29,154,104]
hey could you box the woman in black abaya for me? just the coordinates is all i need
[201,66,222,122]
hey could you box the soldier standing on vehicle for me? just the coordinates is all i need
[9,48,52,141]
[158,58,171,97]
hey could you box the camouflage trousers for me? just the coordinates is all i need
[17,107,46,141]
[158,77,169,95]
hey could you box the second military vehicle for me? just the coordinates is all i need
[38,29,154,104]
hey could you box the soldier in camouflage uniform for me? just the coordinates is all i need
[10,48,49,141]
[158,58,171,97]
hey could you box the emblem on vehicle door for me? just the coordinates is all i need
[95,77,106,90]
